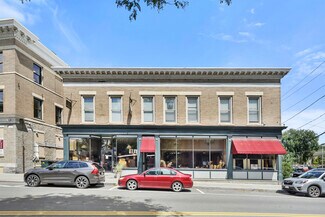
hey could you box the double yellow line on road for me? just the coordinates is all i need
[0,211,324,216]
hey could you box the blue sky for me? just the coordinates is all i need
[1,0,324,143]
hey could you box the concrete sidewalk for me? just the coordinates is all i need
[0,172,282,192]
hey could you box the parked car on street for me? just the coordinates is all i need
[292,166,313,177]
[24,160,105,189]
[282,168,325,197]
[118,167,193,192]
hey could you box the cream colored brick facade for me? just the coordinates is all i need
[62,86,281,126]
[0,19,66,172]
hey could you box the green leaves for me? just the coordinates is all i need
[115,0,231,21]
[282,129,319,164]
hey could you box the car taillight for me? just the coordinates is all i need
[91,165,99,175]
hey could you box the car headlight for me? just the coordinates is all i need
[295,180,308,184]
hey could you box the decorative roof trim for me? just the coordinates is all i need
[0,19,68,67]
[53,67,290,77]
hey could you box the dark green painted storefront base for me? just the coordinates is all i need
[60,124,286,180]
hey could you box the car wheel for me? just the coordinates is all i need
[26,174,40,187]
[172,181,183,192]
[75,176,90,189]
[307,185,321,198]
[126,179,138,190]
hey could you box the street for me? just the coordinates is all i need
[0,182,324,217]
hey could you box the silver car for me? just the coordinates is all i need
[282,168,325,197]
[24,160,105,189]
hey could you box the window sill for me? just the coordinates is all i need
[33,118,44,122]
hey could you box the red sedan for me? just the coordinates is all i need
[118,167,193,192]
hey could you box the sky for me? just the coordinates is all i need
[0,0,324,144]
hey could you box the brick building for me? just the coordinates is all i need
[0,19,289,180]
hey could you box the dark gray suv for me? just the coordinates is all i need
[24,161,105,189]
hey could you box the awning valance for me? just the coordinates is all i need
[140,137,156,153]
[232,139,286,155]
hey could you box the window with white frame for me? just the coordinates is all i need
[187,97,199,123]
[110,96,122,123]
[33,63,42,84]
[219,97,232,123]
[164,97,176,123]
[34,97,43,120]
[142,96,154,123]
[83,96,95,122]
[248,96,261,123]
[55,106,62,125]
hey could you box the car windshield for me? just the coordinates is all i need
[300,171,324,179]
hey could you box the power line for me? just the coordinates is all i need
[283,84,325,112]
[282,60,325,98]
[282,72,324,100]
[297,112,325,129]
[317,131,325,138]
[283,94,325,123]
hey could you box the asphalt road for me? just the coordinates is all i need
[0,182,324,217]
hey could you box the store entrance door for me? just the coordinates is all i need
[142,153,155,171]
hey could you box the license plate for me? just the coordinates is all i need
[284,186,289,189]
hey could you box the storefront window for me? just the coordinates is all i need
[233,154,246,170]
[262,155,276,170]
[69,138,90,161]
[177,137,193,168]
[160,137,176,168]
[233,154,276,170]
[116,137,137,168]
[210,138,226,169]
[194,137,209,169]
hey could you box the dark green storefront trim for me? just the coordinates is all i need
[60,124,286,180]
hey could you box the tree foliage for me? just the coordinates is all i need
[282,129,319,164]
[116,0,232,20]
[282,154,294,179]
[20,0,232,21]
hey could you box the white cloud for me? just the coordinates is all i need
[248,22,265,27]
[50,6,86,52]
[0,0,41,25]
[250,8,255,14]
[238,32,251,37]
[206,33,248,43]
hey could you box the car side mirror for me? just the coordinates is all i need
[143,173,146,177]
[48,166,53,170]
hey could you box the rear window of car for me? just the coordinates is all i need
[300,171,324,179]
[160,168,176,175]
[79,162,89,168]
[64,162,80,168]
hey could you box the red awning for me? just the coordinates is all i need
[232,139,286,155]
[140,137,156,153]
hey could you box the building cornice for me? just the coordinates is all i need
[0,19,68,67]
[54,67,291,82]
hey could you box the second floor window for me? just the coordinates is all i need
[143,96,154,123]
[165,97,176,123]
[83,96,94,122]
[248,97,261,123]
[0,90,3,113]
[33,63,42,84]
[55,106,62,125]
[34,97,43,120]
[219,97,232,123]
[187,97,199,123]
[0,52,3,73]
[110,96,122,123]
